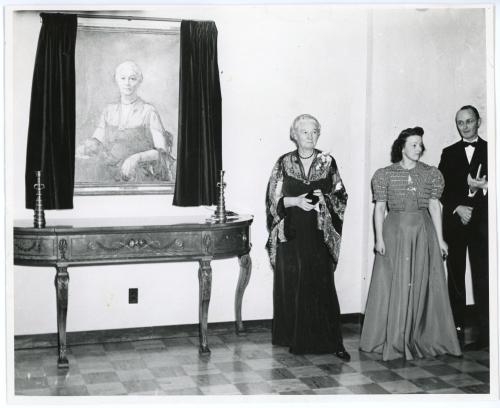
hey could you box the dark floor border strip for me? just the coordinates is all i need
[16,305,480,351]
[14,319,271,350]
[15,314,364,350]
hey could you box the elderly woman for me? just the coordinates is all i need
[266,114,350,360]
[360,127,462,361]
[76,61,175,183]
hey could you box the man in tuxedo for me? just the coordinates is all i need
[439,105,488,350]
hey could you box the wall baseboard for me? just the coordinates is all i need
[14,320,272,350]
[341,313,364,325]
[15,314,365,350]
[14,306,479,350]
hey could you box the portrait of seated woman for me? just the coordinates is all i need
[75,60,176,184]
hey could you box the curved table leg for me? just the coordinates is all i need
[55,265,69,369]
[235,253,252,335]
[198,260,212,355]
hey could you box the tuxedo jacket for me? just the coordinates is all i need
[438,137,488,237]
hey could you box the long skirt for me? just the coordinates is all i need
[360,209,462,360]
[273,208,344,354]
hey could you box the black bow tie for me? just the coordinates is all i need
[462,141,478,148]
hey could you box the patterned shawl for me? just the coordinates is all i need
[265,149,348,270]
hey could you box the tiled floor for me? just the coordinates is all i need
[14,322,490,396]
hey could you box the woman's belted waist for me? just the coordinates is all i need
[389,208,428,213]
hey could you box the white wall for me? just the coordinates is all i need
[9,6,368,335]
[362,8,488,304]
[8,6,487,335]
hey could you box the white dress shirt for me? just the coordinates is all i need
[463,137,478,164]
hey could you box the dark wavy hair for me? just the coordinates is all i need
[390,126,425,163]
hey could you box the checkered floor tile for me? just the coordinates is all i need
[14,323,490,395]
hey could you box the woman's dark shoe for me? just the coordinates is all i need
[335,350,351,362]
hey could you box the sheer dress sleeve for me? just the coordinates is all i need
[147,107,167,151]
[91,107,108,144]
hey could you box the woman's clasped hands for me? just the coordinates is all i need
[294,189,323,212]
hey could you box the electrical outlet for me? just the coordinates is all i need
[129,288,138,304]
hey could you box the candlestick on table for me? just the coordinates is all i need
[33,170,46,229]
[213,170,227,223]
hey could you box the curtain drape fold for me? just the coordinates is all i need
[25,13,77,210]
[173,20,222,206]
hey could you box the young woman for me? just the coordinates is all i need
[360,127,462,361]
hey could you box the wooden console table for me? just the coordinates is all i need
[14,215,253,368]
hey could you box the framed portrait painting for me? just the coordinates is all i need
[74,17,180,195]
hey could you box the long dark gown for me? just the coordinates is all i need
[266,150,347,354]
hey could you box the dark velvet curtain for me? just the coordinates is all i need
[173,20,222,206]
[25,13,77,210]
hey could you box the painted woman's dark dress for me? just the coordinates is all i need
[266,150,348,354]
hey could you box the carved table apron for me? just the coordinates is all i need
[14,215,253,368]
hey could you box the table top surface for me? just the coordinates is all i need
[14,214,253,233]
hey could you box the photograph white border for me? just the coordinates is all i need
[3,2,499,407]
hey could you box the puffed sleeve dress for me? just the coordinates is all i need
[360,162,462,360]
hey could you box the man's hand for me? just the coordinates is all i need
[455,205,473,225]
[468,174,488,193]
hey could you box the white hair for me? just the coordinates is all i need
[114,61,143,83]
[289,114,321,141]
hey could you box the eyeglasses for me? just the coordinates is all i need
[456,119,477,127]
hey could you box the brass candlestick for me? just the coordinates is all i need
[33,170,46,228]
[213,170,227,223]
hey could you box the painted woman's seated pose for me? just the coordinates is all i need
[76,61,175,183]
